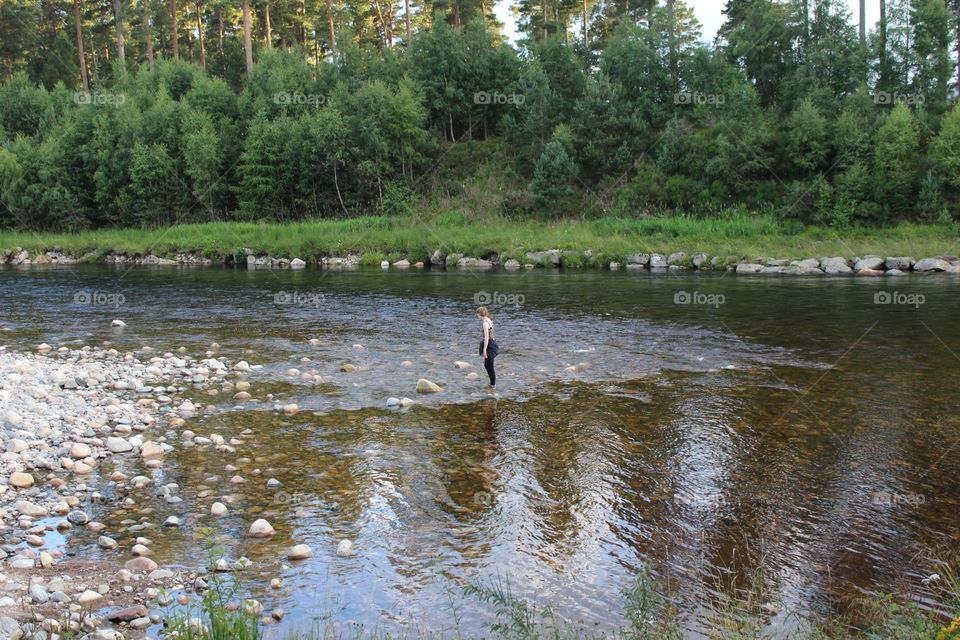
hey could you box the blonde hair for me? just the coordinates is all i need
[476,306,491,319]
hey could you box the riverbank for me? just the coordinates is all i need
[0,344,268,638]
[1,215,959,275]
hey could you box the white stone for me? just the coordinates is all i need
[248,519,276,538]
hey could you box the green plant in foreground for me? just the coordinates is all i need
[162,544,960,640]
[164,530,261,640]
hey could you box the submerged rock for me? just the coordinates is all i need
[416,379,443,394]
[287,544,313,560]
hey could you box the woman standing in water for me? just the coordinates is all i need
[477,307,498,392]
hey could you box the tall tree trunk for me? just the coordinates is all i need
[242,0,253,76]
[264,1,272,48]
[859,0,866,47]
[386,4,394,45]
[73,0,89,90]
[404,0,411,43]
[558,3,566,44]
[113,0,126,68]
[954,1,960,92]
[801,0,809,46]
[452,0,460,29]
[299,1,306,44]
[582,0,587,47]
[89,34,98,81]
[879,0,887,90]
[217,6,224,53]
[373,0,392,45]
[145,0,154,70]
[541,0,547,38]
[326,0,336,55]
[194,0,205,68]
[170,0,179,58]
[666,0,676,88]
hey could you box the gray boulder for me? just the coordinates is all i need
[525,250,561,266]
[820,257,852,274]
[854,256,885,271]
[791,258,820,270]
[0,616,21,640]
[913,257,950,272]
[885,256,914,270]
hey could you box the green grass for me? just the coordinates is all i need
[2,214,959,267]
[161,547,960,640]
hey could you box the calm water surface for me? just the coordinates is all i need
[1,265,959,637]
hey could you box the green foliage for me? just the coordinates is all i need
[164,532,262,640]
[0,0,958,231]
[874,104,921,221]
[787,98,830,174]
[932,104,960,190]
[529,124,579,211]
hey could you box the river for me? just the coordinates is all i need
[1,264,959,637]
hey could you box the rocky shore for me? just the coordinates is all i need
[3,247,960,275]
[0,343,302,639]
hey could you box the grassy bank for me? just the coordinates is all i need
[2,214,959,267]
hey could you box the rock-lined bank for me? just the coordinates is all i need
[0,341,370,639]
[0,346,231,638]
[0,344,318,639]
[4,246,960,275]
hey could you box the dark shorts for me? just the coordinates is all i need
[479,339,499,358]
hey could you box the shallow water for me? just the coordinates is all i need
[2,265,960,637]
